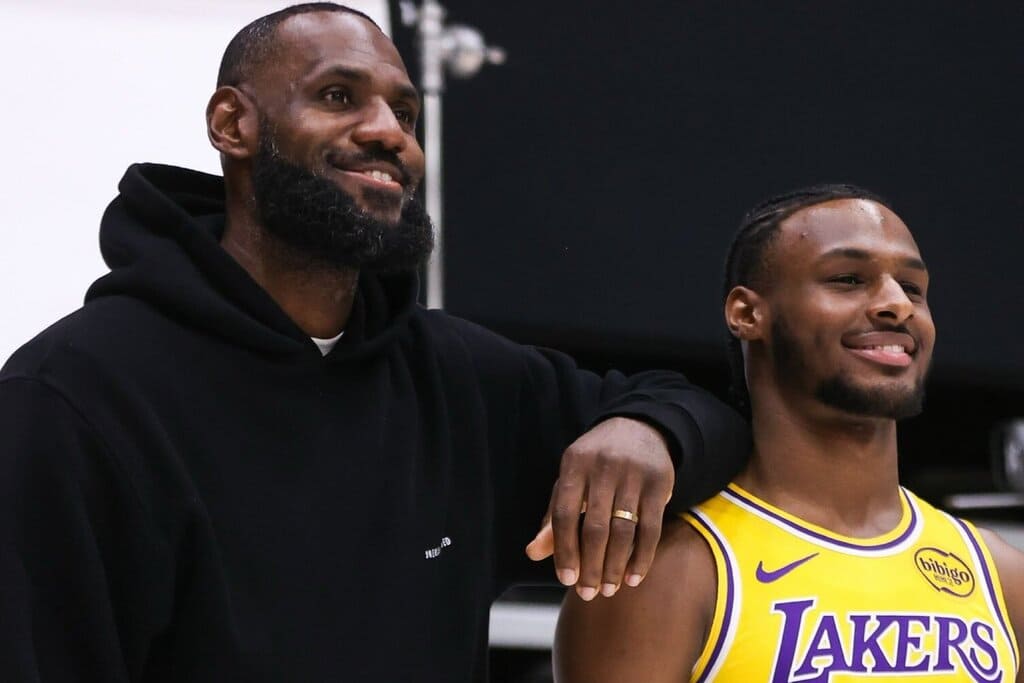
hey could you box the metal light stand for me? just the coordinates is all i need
[400,1,505,310]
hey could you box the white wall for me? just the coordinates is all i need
[0,0,389,361]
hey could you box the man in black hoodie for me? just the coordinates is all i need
[0,4,748,681]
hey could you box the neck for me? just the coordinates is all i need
[737,387,903,538]
[220,212,359,339]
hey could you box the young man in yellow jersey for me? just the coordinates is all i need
[554,185,1023,682]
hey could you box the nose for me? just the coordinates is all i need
[351,98,408,153]
[868,276,914,325]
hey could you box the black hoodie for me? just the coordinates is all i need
[0,164,749,682]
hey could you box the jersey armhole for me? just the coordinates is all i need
[683,510,738,683]
[955,516,1021,671]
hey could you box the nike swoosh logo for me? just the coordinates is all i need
[755,552,819,583]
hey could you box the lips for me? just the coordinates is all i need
[842,330,918,368]
[326,154,407,191]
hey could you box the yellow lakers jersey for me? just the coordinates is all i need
[683,484,1019,682]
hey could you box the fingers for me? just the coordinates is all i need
[575,468,616,601]
[545,417,675,598]
[624,484,669,587]
[549,474,585,587]
[542,476,666,599]
[525,518,553,561]
[598,484,642,597]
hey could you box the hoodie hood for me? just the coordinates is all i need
[86,163,419,360]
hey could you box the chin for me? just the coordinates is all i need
[368,209,404,226]
[357,189,405,221]
[816,375,925,421]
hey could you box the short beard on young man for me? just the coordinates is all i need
[771,315,926,420]
[814,372,925,420]
[250,121,434,273]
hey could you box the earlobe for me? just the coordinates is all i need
[207,86,256,160]
[724,286,765,341]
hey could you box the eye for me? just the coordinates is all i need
[321,87,352,106]
[392,106,417,127]
[828,274,863,286]
[901,281,925,299]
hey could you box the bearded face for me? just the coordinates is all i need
[250,119,434,273]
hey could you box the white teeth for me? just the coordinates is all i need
[863,344,906,353]
[363,170,394,183]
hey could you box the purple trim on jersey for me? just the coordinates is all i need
[722,487,918,552]
[953,517,1019,672]
[691,512,736,683]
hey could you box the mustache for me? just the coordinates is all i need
[873,324,911,335]
[872,325,913,337]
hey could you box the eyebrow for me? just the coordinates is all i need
[819,247,927,271]
[317,65,421,102]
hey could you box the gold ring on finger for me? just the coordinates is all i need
[612,509,639,524]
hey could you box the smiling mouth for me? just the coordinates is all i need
[841,327,919,370]
[846,344,913,368]
[336,168,404,193]
[359,169,396,183]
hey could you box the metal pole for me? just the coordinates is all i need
[424,92,444,310]
[401,0,504,310]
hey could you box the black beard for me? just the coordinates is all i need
[814,373,925,421]
[771,315,926,420]
[250,125,434,273]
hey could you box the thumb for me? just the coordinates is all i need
[525,518,553,561]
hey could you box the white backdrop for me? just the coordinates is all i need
[0,0,389,361]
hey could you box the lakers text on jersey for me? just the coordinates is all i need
[684,484,1019,683]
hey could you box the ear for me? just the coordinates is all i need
[724,286,767,341]
[206,86,258,160]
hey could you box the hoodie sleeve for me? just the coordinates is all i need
[0,377,171,682]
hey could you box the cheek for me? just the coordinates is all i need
[404,141,426,176]
[917,312,937,358]
[792,298,854,337]
[921,309,936,342]
[794,304,855,362]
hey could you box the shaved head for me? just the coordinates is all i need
[217,3,381,88]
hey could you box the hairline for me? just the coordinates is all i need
[217,4,386,89]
